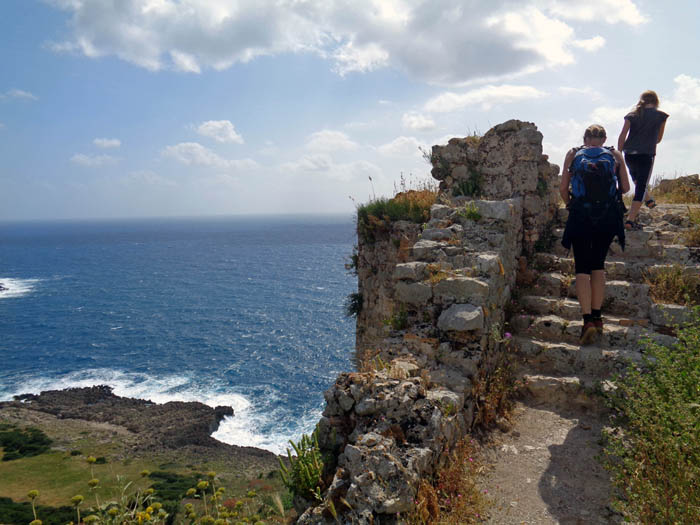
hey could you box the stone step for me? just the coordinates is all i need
[510,314,677,349]
[519,293,691,328]
[550,228,695,262]
[532,273,651,317]
[532,253,700,283]
[514,334,648,377]
[517,370,600,409]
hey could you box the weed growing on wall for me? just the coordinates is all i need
[644,264,700,305]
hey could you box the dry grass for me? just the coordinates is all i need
[648,173,700,204]
[645,265,700,306]
[404,439,486,524]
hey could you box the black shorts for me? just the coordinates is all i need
[571,231,615,274]
[625,153,655,202]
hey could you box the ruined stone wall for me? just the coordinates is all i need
[298,120,559,524]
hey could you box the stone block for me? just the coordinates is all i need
[475,253,501,276]
[395,281,432,305]
[413,239,445,259]
[434,277,489,304]
[393,262,428,281]
[650,303,691,327]
[475,200,513,221]
[422,228,453,241]
[437,304,484,332]
[426,388,465,412]
[430,204,452,220]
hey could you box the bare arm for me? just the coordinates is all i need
[559,149,575,205]
[657,120,667,143]
[613,150,631,194]
[617,119,631,151]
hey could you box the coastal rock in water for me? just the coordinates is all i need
[4,385,237,451]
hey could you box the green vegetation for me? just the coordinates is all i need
[457,201,481,221]
[384,308,408,330]
[278,431,324,503]
[357,189,437,243]
[0,496,75,525]
[536,175,549,198]
[645,264,700,306]
[0,424,52,461]
[452,167,483,198]
[344,292,363,318]
[603,308,700,523]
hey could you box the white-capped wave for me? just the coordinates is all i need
[0,277,39,299]
[0,368,313,455]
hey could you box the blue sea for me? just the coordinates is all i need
[0,215,357,454]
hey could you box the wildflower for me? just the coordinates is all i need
[504,332,512,339]
[197,480,209,491]
[29,520,42,525]
[468,457,474,462]
[140,469,151,477]
[185,503,194,510]
[71,495,84,506]
[88,478,100,488]
[188,512,197,519]
[86,456,97,464]
[83,516,99,524]
[146,506,154,513]
[28,490,40,499]
[152,502,162,510]
[108,508,119,517]
[186,488,197,497]
[207,470,217,479]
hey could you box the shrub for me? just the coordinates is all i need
[452,168,483,198]
[644,264,700,306]
[0,497,75,525]
[603,308,700,523]
[278,431,324,503]
[384,309,408,330]
[0,425,52,461]
[357,189,437,242]
[458,202,481,221]
[344,292,363,317]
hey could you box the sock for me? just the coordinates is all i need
[591,309,601,319]
[583,313,593,324]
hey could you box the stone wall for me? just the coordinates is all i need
[297,120,559,524]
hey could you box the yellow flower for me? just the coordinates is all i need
[197,480,209,490]
[88,478,100,488]
[140,469,151,477]
[145,488,155,495]
[27,490,40,499]
[29,520,42,525]
[207,471,217,479]
[71,495,84,506]
[86,456,97,464]
[186,488,197,497]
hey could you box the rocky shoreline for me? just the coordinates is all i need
[0,385,276,460]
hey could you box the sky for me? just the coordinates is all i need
[1,0,699,221]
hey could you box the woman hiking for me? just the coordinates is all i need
[560,125,631,345]
[617,90,669,229]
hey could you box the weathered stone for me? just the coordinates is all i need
[437,304,484,332]
[475,200,514,221]
[412,239,445,259]
[395,281,432,305]
[393,261,428,281]
[475,253,502,276]
[430,204,452,220]
[433,277,490,304]
[422,228,454,241]
[650,303,691,327]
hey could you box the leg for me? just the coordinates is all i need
[576,273,592,314]
[591,270,605,310]
[626,154,654,222]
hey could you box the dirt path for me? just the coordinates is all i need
[478,402,619,524]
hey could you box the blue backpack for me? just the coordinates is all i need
[570,146,619,220]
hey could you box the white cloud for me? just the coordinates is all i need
[572,35,605,52]
[425,84,547,112]
[70,153,118,167]
[306,130,359,152]
[402,112,436,131]
[377,136,427,157]
[93,137,121,149]
[283,154,382,182]
[196,120,244,144]
[45,0,646,85]
[161,142,258,169]
[1,89,38,100]
[545,0,648,25]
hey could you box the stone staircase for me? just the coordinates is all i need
[512,204,698,410]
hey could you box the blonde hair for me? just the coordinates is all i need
[583,124,606,141]
[633,90,660,117]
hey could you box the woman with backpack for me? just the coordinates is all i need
[560,125,631,344]
[617,90,669,229]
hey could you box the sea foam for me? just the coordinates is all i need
[0,277,39,299]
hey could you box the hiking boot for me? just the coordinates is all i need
[593,317,603,334]
[580,321,597,345]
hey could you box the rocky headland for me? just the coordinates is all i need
[0,385,275,462]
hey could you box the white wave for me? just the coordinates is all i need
[0,368,308,454]
[212,404,322,456]
[0,277,39,299]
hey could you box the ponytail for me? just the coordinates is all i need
[633,90,660,117]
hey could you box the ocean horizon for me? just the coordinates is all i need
[0,214,357,455]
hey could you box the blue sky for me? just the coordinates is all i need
[1,0,699,220]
